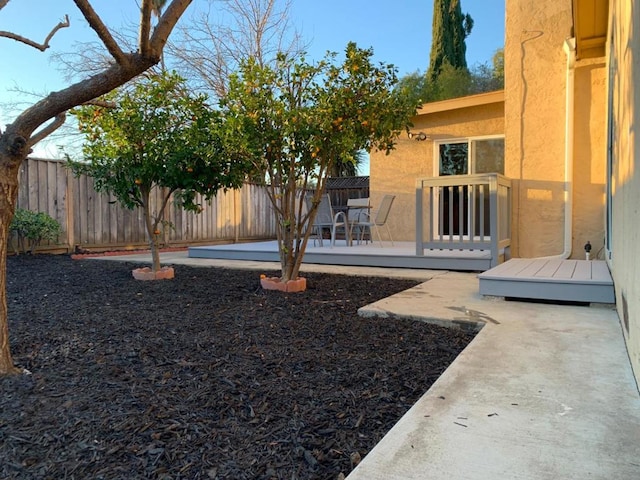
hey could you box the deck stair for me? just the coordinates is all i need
[478,258,615,304]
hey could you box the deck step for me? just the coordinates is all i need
[478,258,615,304]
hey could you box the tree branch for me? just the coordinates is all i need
[73,0,128,66]
[4,0,193,154]
[27,113,66,148]
[82,99,117,108]
[0,15,70,51]
[149,0,192,55]
[139,0,153,56]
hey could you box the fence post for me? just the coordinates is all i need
[234,188,241,243]
[65,165,75,253]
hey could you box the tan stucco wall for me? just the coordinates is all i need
[369,98,504,241]
[370,0,606,252]
[609,0,640,384]
[504,0,606,259]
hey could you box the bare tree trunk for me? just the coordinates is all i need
[0,152,24,374]
[141,192,162,272]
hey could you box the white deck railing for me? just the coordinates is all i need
[416,173,512,267]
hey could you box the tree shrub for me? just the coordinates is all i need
[9,209,62,254]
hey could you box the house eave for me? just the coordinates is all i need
[572,0,609,60]
[417,90,505,116]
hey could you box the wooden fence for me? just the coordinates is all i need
[15,157,277,253]
[324,176,369,208]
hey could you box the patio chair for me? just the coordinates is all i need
[305,194,348,247]
[346,197,371,245]
[357,194,396,247]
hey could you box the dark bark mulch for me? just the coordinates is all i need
[0,255,474,480]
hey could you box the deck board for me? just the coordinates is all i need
[555,260,577,279]
[592,261,612,281]
[573,260,592,280]
[485,257,530,276]
[518,259,547,277]
[536,259,563,277]
[479,258,615,304]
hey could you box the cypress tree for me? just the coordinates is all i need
[427,0,474,83]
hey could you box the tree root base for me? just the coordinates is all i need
[132,266,175,281]
[260,276,307,293]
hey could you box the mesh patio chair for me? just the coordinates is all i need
[357,194,396,246]
[305,194,348,247]
[346,197,371,245]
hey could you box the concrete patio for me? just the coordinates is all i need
[350,271,640,479]
[93,251,640,479]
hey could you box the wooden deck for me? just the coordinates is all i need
[189,240,495,271]
[478,258,615,304]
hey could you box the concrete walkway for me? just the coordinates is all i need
[92,252,640,479]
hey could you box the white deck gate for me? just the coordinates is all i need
[416,173,512,268]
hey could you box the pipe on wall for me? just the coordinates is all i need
[538,37,576,260]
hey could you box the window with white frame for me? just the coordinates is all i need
[436,137,505,177]
[434,136,505,236]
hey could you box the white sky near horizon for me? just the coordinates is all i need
[0,0,505,168]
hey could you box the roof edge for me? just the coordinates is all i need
[417,90,505,115]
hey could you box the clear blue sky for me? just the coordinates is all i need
[289,0,504,77]
[0,0,504,158]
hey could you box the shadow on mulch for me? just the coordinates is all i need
[1,255,475,480]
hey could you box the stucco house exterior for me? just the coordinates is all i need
[371,91,505,243]
[370,0,640,384]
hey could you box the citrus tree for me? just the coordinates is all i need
[69,71,249,272]
[221,42,418,284]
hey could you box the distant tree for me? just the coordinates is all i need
[329,150,368,178]
[491,48,504,85]
[467,48,504,94]
[427,60,473,100]
[0,0,193,376]
[427,0,473,83]
[168,0,305,99]
[221,44,417,284]
[395,63,472,104]
[395,71,429,108]
[398,47,504,105]
[68,72,250,273]
[395,0,478,105]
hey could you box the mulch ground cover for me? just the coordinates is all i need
[0,255,474,480]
